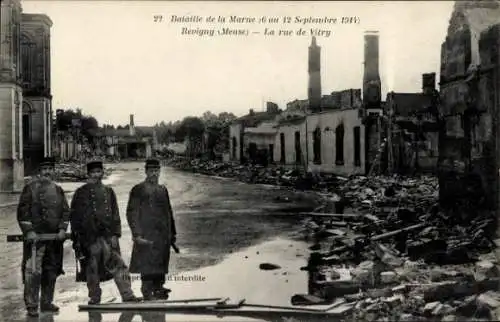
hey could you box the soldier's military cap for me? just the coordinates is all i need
[86,160,103,172]
[145,159,161,169]
[40,157,55,167]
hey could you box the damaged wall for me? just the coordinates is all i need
[438,2,500,228]
[229,122,243,162]
[242,121,277,164]
[274,118,307,166]
[306,108,365,176]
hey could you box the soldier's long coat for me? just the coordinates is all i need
[70,182,121,282]
[17,177,70,282]
[126,182,176,275]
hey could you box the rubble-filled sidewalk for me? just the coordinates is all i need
[167,157,500,321]
[164,157,344,190]
[296,176,499,321]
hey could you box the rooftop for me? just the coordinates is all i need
[234,111,279,127]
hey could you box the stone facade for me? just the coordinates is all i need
[274,112,307,166]
[21,13,52,175]
[0,0,24,192]
[438,1,500,226]
[0,0,52,190]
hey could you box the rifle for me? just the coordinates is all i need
[6,233,72,271]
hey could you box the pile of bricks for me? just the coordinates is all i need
[295,176,499,321]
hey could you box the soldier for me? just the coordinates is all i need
[17,157,70,317]
[70,160,139,304]
[126,159,177,300]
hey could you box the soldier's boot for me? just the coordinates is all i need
[88,312,104,322]
[153,285,171,300]
[150,275,169,300]
[24,273,41,317]
[153,289,170,300]
[88,285,102,305]
[115,268,140,302]
[40,276,59,313]
[141,280,156,301]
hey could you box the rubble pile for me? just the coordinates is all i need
[53,162,113,182]
[295,176,499,321]
[334,175,439,213]
[167,158,500,319]
[164,158,334,188]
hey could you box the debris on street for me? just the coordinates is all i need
[297,175,498,321]
[52,162,113,182]
[165,157,500,320]
[164,157,340,190]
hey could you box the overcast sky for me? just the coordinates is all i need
[22,1,454,127]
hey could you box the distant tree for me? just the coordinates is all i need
[177,116,205,139]
[204,112,237,158]
[154,111,237,157]
[55,108,99,142]
[176,116,205,157]
[201,111,218,124]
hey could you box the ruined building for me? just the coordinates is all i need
[0,0,52,191]
[361,31,441,176]
[273,37,365,176]
[229,37,367,175]
[88,114,158,159]
[229,103,280,164]
[438,0,500,225]
[383,74,441,174]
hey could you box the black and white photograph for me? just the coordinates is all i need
[1,0,500,321]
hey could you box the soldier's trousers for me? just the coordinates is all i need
[86,237,134,302]
[23,241,63,310]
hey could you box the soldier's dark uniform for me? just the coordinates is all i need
[70,161,138,304]
[17,157,70,317]
[126,159,177,300]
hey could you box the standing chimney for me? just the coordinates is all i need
[422,73,436,95]
[308,36,322,112]
[129,114,135,136]
[363,31,382,109]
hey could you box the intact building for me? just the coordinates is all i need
[0,0,53,190]
[0,0,25,191]
[21,13,53,176]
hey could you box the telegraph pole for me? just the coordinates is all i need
[387,113,393,175]
[304,109,309,173]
